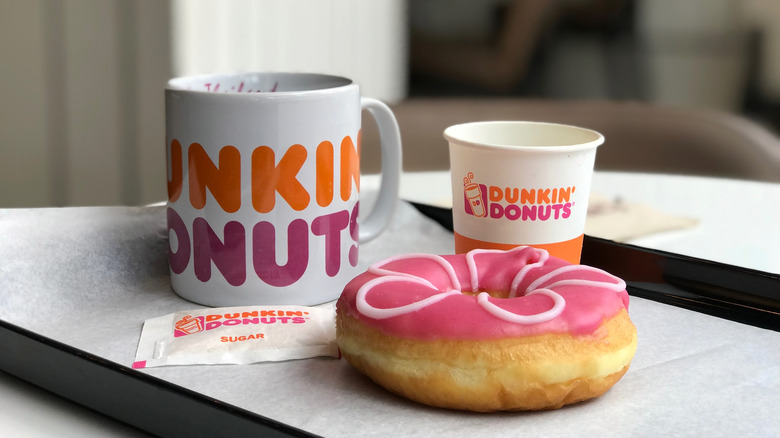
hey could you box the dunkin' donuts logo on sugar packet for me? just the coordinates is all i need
[173,309,313,338]
[463,172,576,222]
[166,134,362,288]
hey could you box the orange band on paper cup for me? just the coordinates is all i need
[454,232,585,264]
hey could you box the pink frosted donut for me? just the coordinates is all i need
[336,246,637,411]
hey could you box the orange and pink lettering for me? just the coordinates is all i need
[166,134,362,289]
[458,172,583,263]
[173,309,311,337]
[188,143,241,213]
[251,144,309,213]
[465,181,576,222]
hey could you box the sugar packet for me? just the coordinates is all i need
[133,304,338,369]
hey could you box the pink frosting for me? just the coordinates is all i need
[337,246,630,340]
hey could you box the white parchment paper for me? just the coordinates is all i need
[1,201,779,437]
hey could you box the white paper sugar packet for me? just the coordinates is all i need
[133,304,338,369]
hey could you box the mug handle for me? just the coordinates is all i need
[359,97,402,243]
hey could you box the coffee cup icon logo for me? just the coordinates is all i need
[175,315,203,335]
[464,173,487,218]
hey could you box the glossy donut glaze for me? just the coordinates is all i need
[337,246,630,340]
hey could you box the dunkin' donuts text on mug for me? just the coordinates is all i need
[167,135,364,286]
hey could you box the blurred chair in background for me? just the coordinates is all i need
[361,99,780,182]
[410,0,557,92]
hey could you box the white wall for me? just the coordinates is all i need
[0,0,171,207]
[171,0,408,103]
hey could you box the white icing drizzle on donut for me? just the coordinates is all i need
[477,288,565,324]
[467,247,563,322]
[367,253,462,290]
[356,276,462,319]
[355,247,624,325]
[357,254,463,320]
[465,247,550,297]
[527,265,627,293]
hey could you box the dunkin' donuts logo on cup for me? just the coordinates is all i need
[462,172,576,222]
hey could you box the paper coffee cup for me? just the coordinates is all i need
[445,121,604,264]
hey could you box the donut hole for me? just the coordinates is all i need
[461,290,512,299]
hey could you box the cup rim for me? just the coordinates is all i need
[443,121,605,152]
[166,72,356,97]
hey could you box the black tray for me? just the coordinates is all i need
[0,320,317,437]
[2,202,778,438]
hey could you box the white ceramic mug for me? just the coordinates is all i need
[165,72,401,306]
